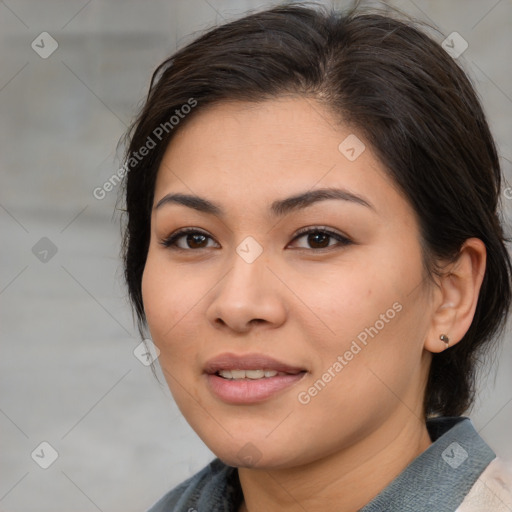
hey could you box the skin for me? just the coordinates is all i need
[141,96,486,512]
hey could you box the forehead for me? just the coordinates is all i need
[153,97,404,218]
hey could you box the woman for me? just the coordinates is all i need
[119,3,512,511]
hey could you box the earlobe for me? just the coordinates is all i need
[424,238,487,354]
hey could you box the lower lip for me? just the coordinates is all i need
[205,372,307,404]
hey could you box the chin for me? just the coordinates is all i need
[207,437,310,470]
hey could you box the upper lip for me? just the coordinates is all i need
[204,353,306,375]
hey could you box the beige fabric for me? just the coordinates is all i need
[456,457,512,511]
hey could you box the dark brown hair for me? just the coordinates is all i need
[119,2,512,418]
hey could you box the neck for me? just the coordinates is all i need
[237,413,432,512]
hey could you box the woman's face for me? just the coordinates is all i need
[142,97,436,469]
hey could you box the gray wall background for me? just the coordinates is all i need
[1,0,511,510]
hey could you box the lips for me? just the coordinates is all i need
[203,352,308,404]
[203,352,306,375]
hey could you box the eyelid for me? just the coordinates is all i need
[291,225,350,241]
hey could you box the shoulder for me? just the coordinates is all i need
[146,457,241,512]
[456,457,512,512]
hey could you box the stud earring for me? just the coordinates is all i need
[440,334,450,349]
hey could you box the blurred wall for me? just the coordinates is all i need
[1,1,511,510]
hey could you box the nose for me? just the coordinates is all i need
[205,245,287,334]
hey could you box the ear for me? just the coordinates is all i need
[424,238,487,353]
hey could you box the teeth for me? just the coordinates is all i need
[244,369,265,379]
[218,369,281,380]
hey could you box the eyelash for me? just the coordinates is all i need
[159,226,353,252]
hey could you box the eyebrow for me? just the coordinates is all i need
[154,187,375,217]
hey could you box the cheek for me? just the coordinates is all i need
[300,252,424,382]
[141,252,194,351]
[141,255,201,396]
[140,255,167,336]
[301,263,395,347]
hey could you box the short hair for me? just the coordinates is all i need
[119,2,512,418]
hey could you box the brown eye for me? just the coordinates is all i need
[160,229,218,250]
[289,227,352,251]
[184,233,208,249]
[160,226,352,252]
[306,231,330,249]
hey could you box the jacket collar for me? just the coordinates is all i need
[359,416,496,511]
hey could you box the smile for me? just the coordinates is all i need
[217,369,298,379]
[203,352,308,404]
